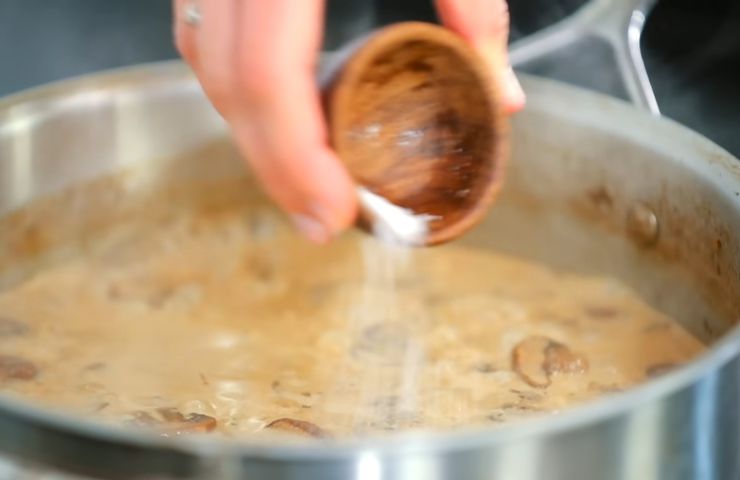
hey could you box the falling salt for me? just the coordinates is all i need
[340,189,434,430]
[356,187,436,247]
[316,189,435,432]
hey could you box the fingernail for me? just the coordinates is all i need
[502,66,526,113]
[291,213,331,244]
[309,200,345,235]
[476,40,526,113]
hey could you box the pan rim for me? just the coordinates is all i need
[0,60,737,471]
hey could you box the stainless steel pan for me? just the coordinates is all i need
[0,61,738,480]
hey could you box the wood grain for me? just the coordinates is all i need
[323,22,509,245]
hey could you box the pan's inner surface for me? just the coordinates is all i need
[0,71,737,445]
[0,151,707,440]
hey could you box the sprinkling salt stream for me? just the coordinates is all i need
[318,188,434,431]
[356,188,428,430]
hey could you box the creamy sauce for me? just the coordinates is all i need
[0,198,705,439]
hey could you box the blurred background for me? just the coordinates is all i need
[0,0,738,155]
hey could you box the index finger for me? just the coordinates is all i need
[230,1,358,241]
[435,0,525,113]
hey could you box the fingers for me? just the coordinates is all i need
[435,0,525,113]
[233,1,357,239]
[173,0,357,243]
[173,0,199,68]
[191,0,238,117]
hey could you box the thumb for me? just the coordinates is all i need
[435,0,525,114]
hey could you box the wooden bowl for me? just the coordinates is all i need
[322,22,509,245]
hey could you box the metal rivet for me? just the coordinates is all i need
[627,203,659,246]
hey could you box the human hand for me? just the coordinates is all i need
[435,0,526,114]
[173,0,524,244]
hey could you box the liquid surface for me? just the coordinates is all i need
[0,199,704,440]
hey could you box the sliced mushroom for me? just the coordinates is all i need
[125,408,217,436]
[265,418,327,438]
[488,412,506,423]
[509,389,544,403]
[352,323,409,364]
[82,362,106,372]
[499,402,541,412]
[372,395,401,411]
[368,396,419,431]
[643,321,672,333]
[126,411,159,428]
[488,402,543,423]
[161,414,217,436]
[512,337,551,387]
[107,282,171,308]
[588,382,622,394]
[543,341,588,375]
[245,254,274,282]
[473,362,496,373]
[0,317,29,337]
[645,363,676,378]
[512,336,588,388]
[0,355,38,381]
[108,281,202,310]
[584,306,619,320]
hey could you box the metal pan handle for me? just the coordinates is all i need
[509,0,660,116]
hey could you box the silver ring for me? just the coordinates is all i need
[183,2,202,27]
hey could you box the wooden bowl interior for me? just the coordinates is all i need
[331,28,501,242]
